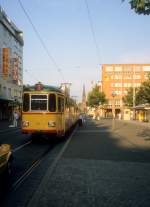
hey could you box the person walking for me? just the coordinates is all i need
[79,114,83,126]
[13,111,19,127]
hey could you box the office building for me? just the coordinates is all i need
[0,7,23,120]
[101,64,150,117]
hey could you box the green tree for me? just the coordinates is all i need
[123,0,150,15]
[87,85,107,107]
[123,74,150,105]
[123,87,139,106]
[136,76,150,104]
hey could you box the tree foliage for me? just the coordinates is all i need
[87,85,107,107]
[123,87,138,106]
[123,74,150,106]
[136,78,150,104]
[123,0,150,15]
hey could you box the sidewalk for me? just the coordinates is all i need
[99,117,150,128]
[117,118,150,128]
[0,120,21,133]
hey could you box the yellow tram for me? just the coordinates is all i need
[22,82,79,136]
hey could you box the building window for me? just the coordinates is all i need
[108,100,112,105]
[124,75,132,79]
[143,66,150,71]
[14,89,17,96]
[115,100,120,105]
[133,83,141,87]
[144,73,149,79]
[114,83,122,87]
[133,75,141,79]
[114,66,122,72]
[123,66,132,72]
[134,66,141,72]
[8,88,11,97]
[3,86,7,96]
[106,66,113,72]
[114,75,122,79]
[114,90,121,95]
[124,83,132,87]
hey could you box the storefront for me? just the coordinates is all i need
[134,104,150,122]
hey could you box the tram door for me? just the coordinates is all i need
[57,96,65,135]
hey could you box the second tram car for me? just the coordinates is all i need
[22,82,79,136]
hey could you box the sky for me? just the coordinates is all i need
[0,0,150,101]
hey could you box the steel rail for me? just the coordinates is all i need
[11,145,51,191]
[10,125,77,192]
[12,140,32,153]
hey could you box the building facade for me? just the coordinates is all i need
[101,64,150,118]
[0,7,23,120]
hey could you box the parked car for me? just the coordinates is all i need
[0,144,12,177]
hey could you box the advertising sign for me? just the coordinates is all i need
[13,58,19,81]
[2,48,10,79]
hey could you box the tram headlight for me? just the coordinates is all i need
[48,121,56,127]
[22,121,29,127]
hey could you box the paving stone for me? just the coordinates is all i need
[33,158,150,207]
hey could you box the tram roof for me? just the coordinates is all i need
[23,84,64,94]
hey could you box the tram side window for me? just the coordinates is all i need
[23,93,29,112]
[58,97,64,112]
[49,94,56,112]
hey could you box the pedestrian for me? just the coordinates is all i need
[118,113,121,120]
[78,114,83,126]
[13,111,19,127]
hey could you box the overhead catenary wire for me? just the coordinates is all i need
[84,0,102,66]
[24,69,40,83]
[17,0,65,82]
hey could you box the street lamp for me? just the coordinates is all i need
[111,91,116,130]
[111,91,116,120]
[133,65,136,120]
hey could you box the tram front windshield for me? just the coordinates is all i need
[31,94,47,111]
[23,93,56,112]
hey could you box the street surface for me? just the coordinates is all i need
[1,117,150,207]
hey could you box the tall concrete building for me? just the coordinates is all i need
[0,7,23,120]
[101,64,150,117]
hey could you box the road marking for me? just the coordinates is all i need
[13,140,32,153]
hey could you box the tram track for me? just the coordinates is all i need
[11,145,51,191]
[7,129,75,192]
[9,139,55,191]
[0,124,78,207]
[12,140,32,153]
[27,126,77,207]
[9,126,78,194]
